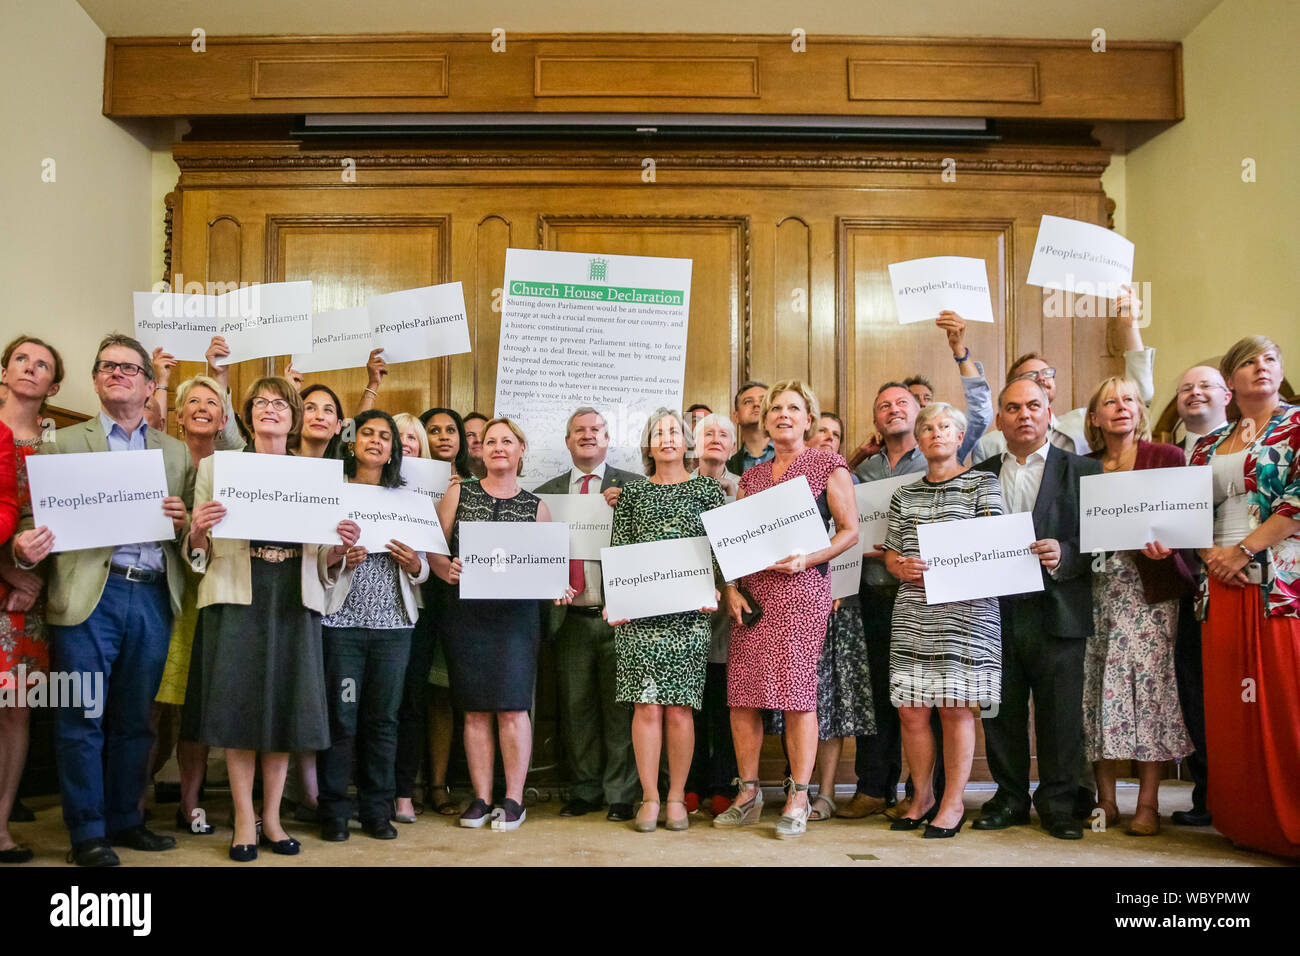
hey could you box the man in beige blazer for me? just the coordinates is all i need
[14,334,195,867]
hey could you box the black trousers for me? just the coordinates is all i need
[393,617,433,799]
[318,626,412,825]
[853,584,944,801]
[982,599,1085,821]
[1174,594,1209,811]
[688,662,739,798]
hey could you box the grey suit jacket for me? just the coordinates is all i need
[534,463,644,633]
[21,418,196,627]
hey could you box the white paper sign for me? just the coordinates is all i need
[133,281,314,365]
[27,450,174,552]
[291,306,374,373]
[343,482,449,556]
[496,248,692,484]
[701,475,832,581]
[399,457,452,509]
[887,256,996,325]
[1026,214,1134,295]
[829,531,864,600]
[211,451,344,545]
[1080,466,1213,553]
[601,535,716,622]
[917,511,1044,605]
[367,282,471,365]
[458,520,570,600]
[855,473,924,550]
[538,493,615,560]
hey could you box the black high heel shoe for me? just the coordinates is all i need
[258,830,301,855]
[923,811,968,839]
[176,808,215,835]
[889,802,940,831]
[229,837,257,862]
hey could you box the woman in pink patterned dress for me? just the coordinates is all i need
[715,381,859,838]
[0,335,63,864]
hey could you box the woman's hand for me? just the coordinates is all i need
[13,528,55,566]
[346,545,368,565]
[151,346,178,388]
[1031,538,1061,572]
[1140,540,1173,561]
[189,501,227,537]
[555,585,577,606]
[162,495,188,534]
[832,598,842,613]
[366,348,388,391]
[385,539,420,576]
[600,605,630,626]
[724,584,751,625]
[205,336,231,387]
[603,485,622,508]
[283,363,303,391]
[893,555,929,585]
[767,552,808,575]
[445,557,462,584]
[1201,544,1251,587]
[330,520,361,562]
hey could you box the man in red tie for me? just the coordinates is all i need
[535,408,645,821]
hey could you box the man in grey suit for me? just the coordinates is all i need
[14,334,196,866]
[535,407,643,822]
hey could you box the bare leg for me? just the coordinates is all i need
[664,706,694,826]
[430,686,454,787]
[496,710,532,805]
[298,751,319,808]
[1133,760,1163,828]
[177,739,210,822]
[259,752,291,841]
[1095,758,1120,825]
[631,703,663,825]
[226,749,259,847]
[934,707,974,829]
[462,712,495,803]
[897,705,936,819]
[816,737,844,802]
[0,705,29,851]
[782,710,819,814]
[728,706,764,808]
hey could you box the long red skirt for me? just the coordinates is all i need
[1203,578,1300,859]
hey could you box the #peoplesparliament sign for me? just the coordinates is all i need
[887,256,996,325]
[133,281,314,365]
[855,473,923,550]
[291,306,375,373]
[458,520,570,600]
[538,493,614,561]
[26,450,174,552]
[399,457,452,509]
[367,282,472,364]
[701,475,832,581]
[343,481,449,556]
[1026,214,1134,296]
[601,536,716,622]
[829,525,863,600]
[210,451,344,545]
[1080,465,1213,553]
[917,511,1044,605]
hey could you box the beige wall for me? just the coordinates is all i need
[0,0,157,415]
[1125,0,1298,415]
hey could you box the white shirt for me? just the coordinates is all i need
[999,442,1050,515]
[1182,429,1208,464]
[568,461,607,605]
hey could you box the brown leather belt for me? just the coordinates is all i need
[250,546,301,563]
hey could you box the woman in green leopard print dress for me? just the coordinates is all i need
[609,409,724,831]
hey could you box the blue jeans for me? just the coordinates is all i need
[51,573,172,844]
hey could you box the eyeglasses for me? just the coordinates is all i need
[1012,367,1056,384]
[1176,382,1226,396]
[95,360,147,377]
[251,397,291,411]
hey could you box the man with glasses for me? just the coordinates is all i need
[974,286,1152,459]
[1174,366,1231,463]
[13,333,196,866]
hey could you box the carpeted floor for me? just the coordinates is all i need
[9,781,1288,867]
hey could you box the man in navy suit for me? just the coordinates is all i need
[971,378,1100,840]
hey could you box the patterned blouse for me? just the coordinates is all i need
[1190,403,1300,618]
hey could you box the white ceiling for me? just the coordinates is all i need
[76,0,1223,41]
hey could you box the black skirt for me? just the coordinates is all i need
[442,595,542,712]
[181,555,330,752]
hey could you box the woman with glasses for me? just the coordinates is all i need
[183,377,359,862]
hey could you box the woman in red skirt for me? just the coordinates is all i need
[1190,335,1300,860]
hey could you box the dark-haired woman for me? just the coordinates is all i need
[318,410,428,842]
[184,377,358,861]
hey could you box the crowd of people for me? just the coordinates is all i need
[0,297,1296,864]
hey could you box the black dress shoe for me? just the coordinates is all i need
[67,838,120,867]
[971,805,1031,830]
[259,831,302,855]
[320,818,350,842]
[889,803,940,831]
[175,808,215,835]
[109,825,176,852]
[560,798,601,817]
[606,802,635,822]
[1171,809,1213,827]
[1043,816,1084,840]
[229,838,258,862]
[362,819,398,840]
[0,845,35,863]
[9,799,35,823]
[924,811,968,839]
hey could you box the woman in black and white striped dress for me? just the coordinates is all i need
[883,402,1003,838]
